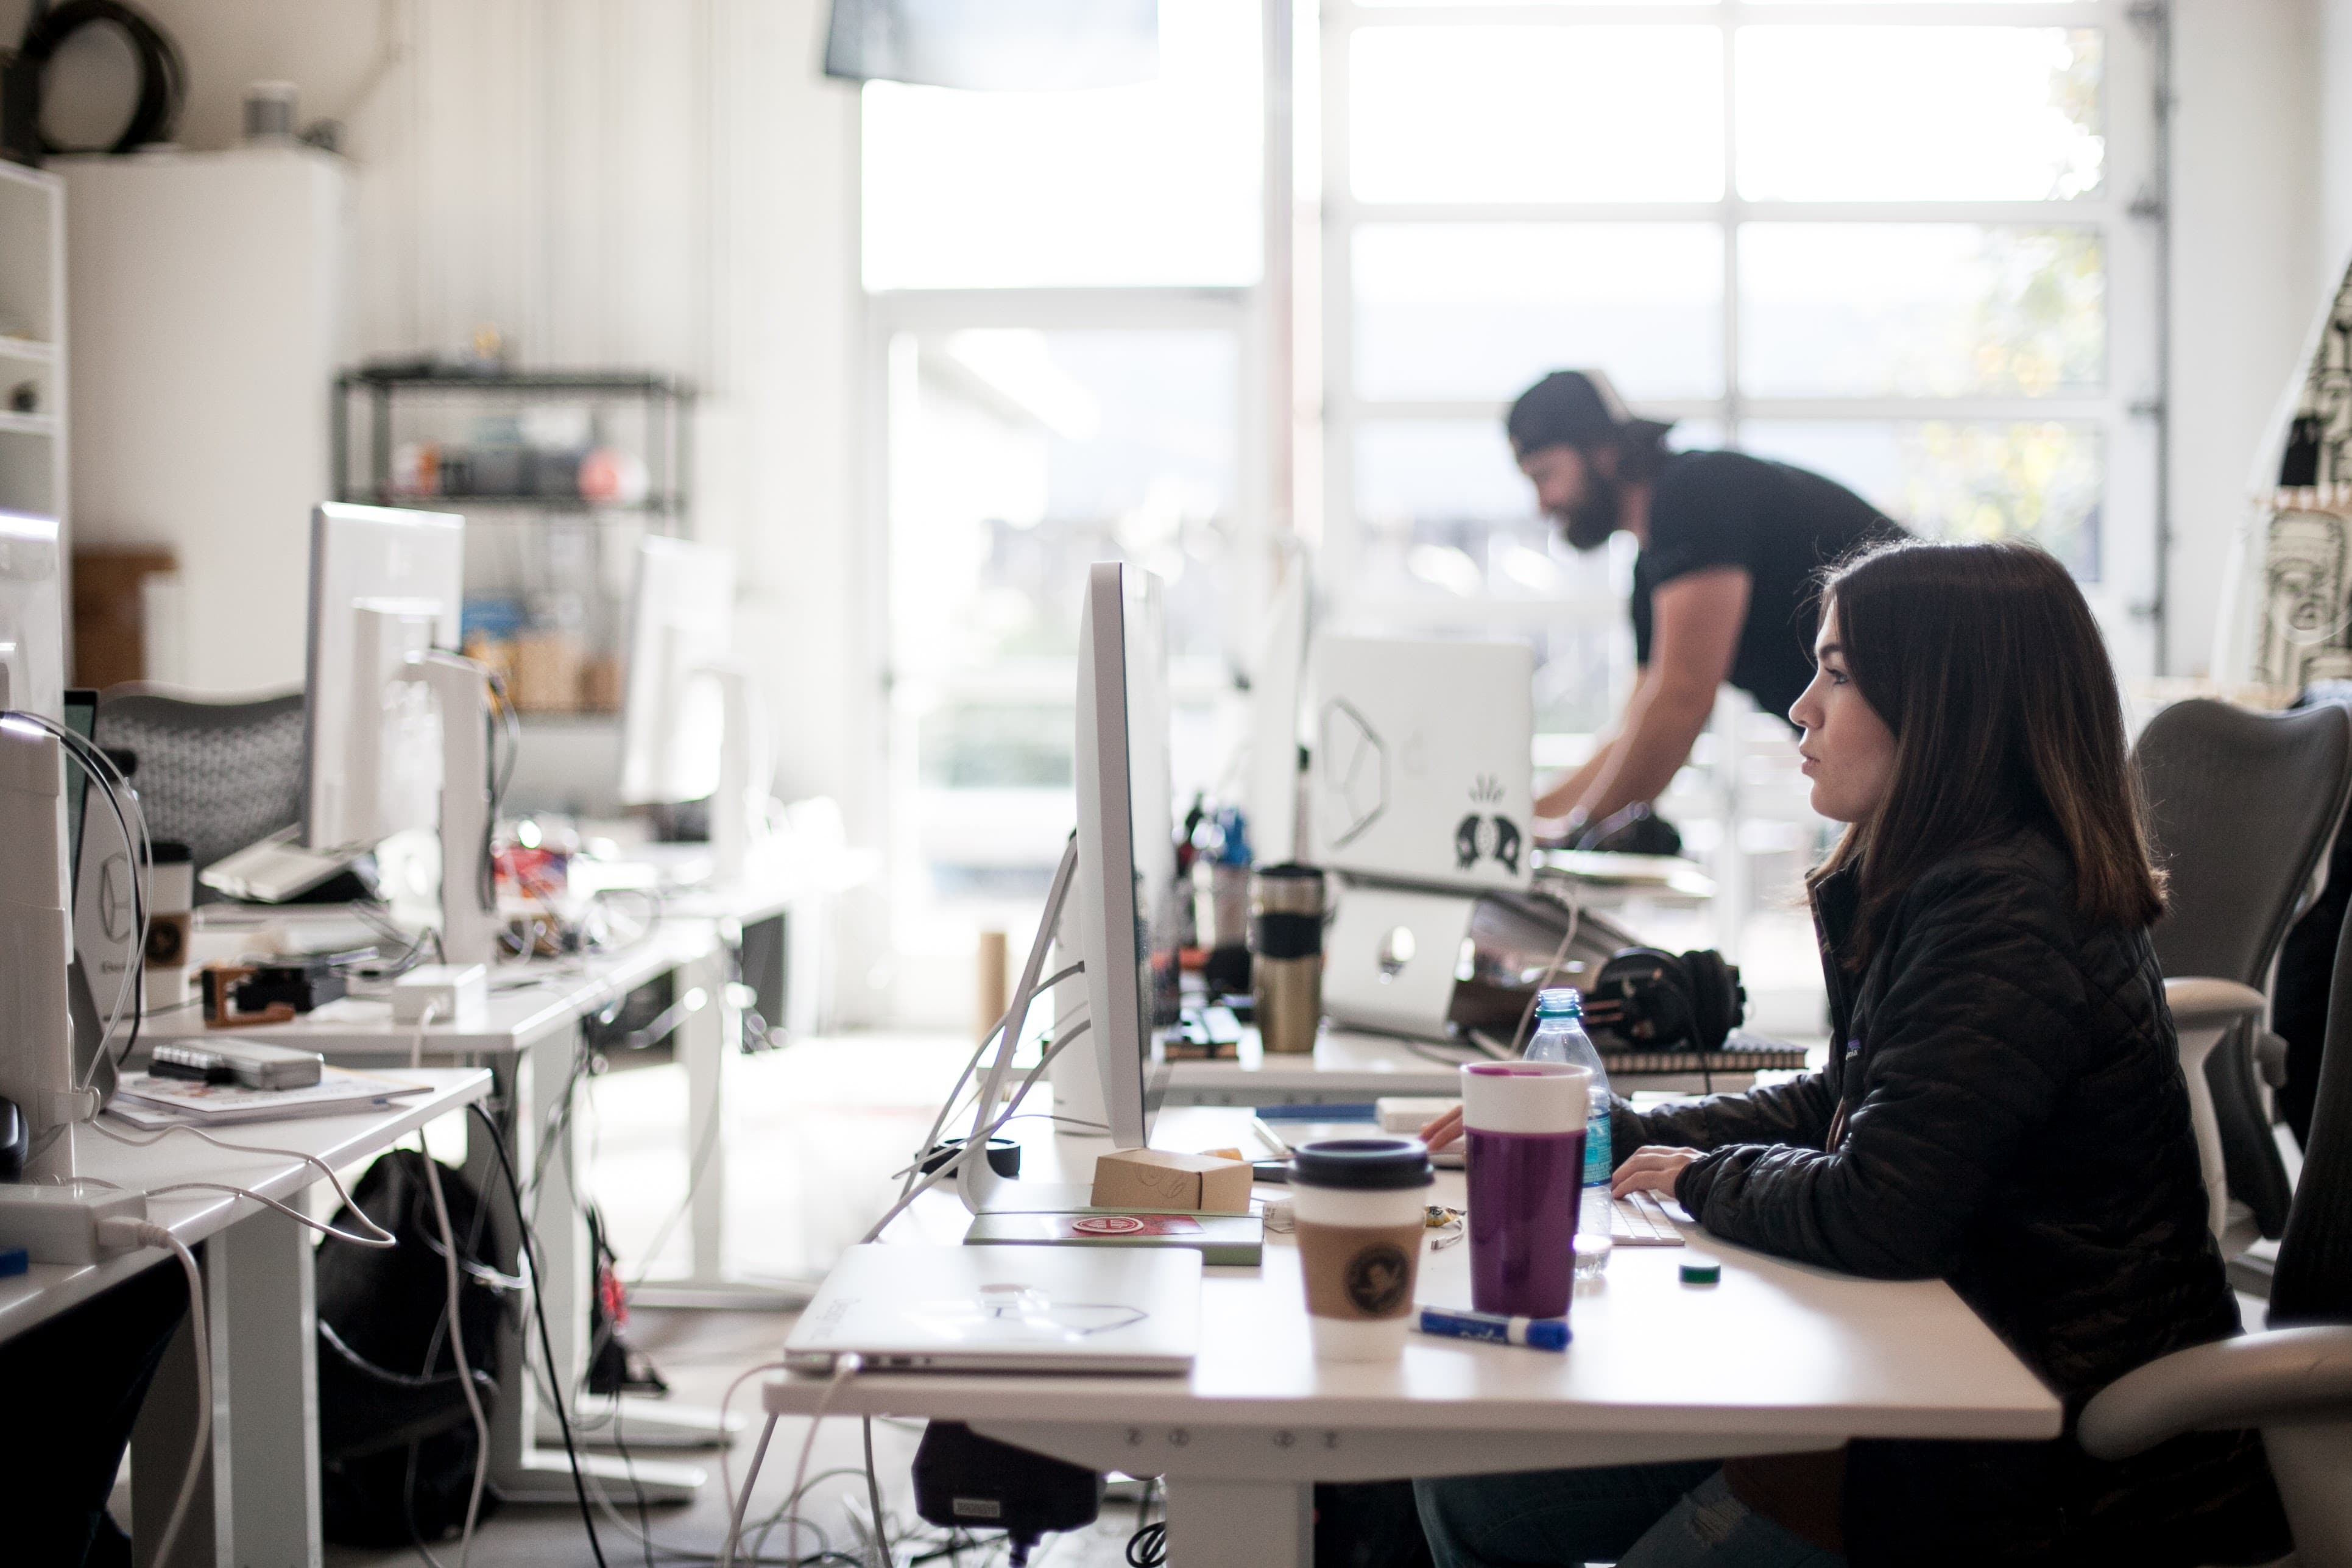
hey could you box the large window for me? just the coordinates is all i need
[863,1,1268,1014]
[1316,1,2156,1020]
[861,0,2160,1028]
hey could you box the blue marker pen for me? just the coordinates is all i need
[1416,1306,1570,1351]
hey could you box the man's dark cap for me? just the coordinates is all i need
[1508,369,1636,459]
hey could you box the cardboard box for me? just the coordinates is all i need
[1089,1148,1254,1215]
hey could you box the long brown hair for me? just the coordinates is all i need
[1806,539,2165,962]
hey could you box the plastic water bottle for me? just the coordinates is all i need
[1524,987,1613,1273]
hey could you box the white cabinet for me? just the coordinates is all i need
[63,148,349,694]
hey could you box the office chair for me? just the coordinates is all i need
[91,687,307,889]
[2136,699,2352,1241]
[2081,903,2352,1566]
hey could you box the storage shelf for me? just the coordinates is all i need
[338,369,689,396]
[0,336,55,364]
[0,411,58,436]
[337,489,683,515]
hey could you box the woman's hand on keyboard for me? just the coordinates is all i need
[1418,1104,1466,1154]
[1611,1145,1701,1199]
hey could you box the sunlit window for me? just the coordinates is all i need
[1321,0,2155,1019]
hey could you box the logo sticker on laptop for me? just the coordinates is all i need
[913,1284,1150,1343]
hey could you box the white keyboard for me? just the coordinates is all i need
[1609,1190,1685,1246]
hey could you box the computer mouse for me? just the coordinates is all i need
[0,1096,23,1181]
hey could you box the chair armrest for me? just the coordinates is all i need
[2163,977,2267,1031]
[2253,1029,2292,1087]
[2080,1326,2352,1460]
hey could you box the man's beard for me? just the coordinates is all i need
[1560,468,1620,552]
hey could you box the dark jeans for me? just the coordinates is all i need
[1414,1463,1848,1568]
[0,1258,189,1565]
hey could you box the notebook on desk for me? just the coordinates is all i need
[784,1244,1202,1375]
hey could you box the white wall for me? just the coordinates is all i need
[2165,0,2323,676]
[75,0,882,1014]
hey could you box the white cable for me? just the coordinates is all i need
[717,1358,788,1528]
[945,839,1081,1210]
[722,1416,780,1568]
[10,709,154,1087]
[85,1116,400,1248]
[859,1019,1091,1244]
[899,961,1086,1202]
[1506,881,1585,1056]
[763,1355,864,1568]
[98,1220,207,1568]
[412,997,440,1069]
[133,1181,400,1249]
[419,1142,489,1568]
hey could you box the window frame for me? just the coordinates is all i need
[1318,0,2164,676]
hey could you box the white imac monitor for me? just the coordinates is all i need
[0,510,65,721]
[1074,561,1179,1150]
[619,537,736,807]
[1311,635,1535,892]
[300,503,465,852]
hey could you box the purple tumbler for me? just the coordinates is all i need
[1461,1060,1593,1319]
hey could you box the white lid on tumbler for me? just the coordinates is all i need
[1460,1061,1591,1135]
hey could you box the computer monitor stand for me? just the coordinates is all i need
[702,663,767,884]
[957,935,1115,1215]
[0,715,85,1180]
[402,653,500,967]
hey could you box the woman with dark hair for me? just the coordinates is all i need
[1414,539,2289,1567]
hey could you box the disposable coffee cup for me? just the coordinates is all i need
[1288,1136,1434,1361]
[1461,1061,1591,1321]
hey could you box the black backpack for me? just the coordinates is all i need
[314,1149,514,1547]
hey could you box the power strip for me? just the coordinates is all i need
[0,1186,149,1264]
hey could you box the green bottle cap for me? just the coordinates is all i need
[1679,1257,1722,1286]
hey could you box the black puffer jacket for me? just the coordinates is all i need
[1613,826,2288,1566]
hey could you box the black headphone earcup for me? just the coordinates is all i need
[1679,949,1745,1051]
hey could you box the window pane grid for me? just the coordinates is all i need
[1327,1,2131,589]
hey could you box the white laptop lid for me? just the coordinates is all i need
[1312,637,1535,892]
[1323,881,1480,1042]
[784,1244,1201,1375]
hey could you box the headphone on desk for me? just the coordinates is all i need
[1586,947,1746,1053]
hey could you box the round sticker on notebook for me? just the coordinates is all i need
[1072,1215,1147,1235]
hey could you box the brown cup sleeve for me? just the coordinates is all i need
[1296,1220,1427,1321]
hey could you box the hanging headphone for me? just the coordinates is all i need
[1584,946,1746,1053]
[18,1,187,157]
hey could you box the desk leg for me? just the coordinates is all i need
[626,941,813,1316]
[132,1209,321,1568]
[481,1036,705,1503]
[132,1251,221,1567]
[1164,1478,1314,1567]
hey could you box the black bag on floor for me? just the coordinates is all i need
[315,1148,512,1547]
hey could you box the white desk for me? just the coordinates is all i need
[765,1107,2061,1565]
[0,1068,490,1568]
[147,919,732,1497]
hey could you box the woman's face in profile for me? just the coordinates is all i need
[1789,602,1898,824]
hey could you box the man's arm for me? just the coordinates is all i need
[1538,567,1751,833]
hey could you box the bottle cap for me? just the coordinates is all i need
[1534,987,1583,1018]
[1679,1257,1722,1286]
[1525,1318,1571,1351]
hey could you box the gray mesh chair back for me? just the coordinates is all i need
[93,688,308,885]
[2273,902,2352,1324]
[2135,699,2352,1237]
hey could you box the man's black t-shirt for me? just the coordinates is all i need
[1630,450,1903,726]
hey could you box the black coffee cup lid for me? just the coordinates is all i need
[1289,1136,1433,1190]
